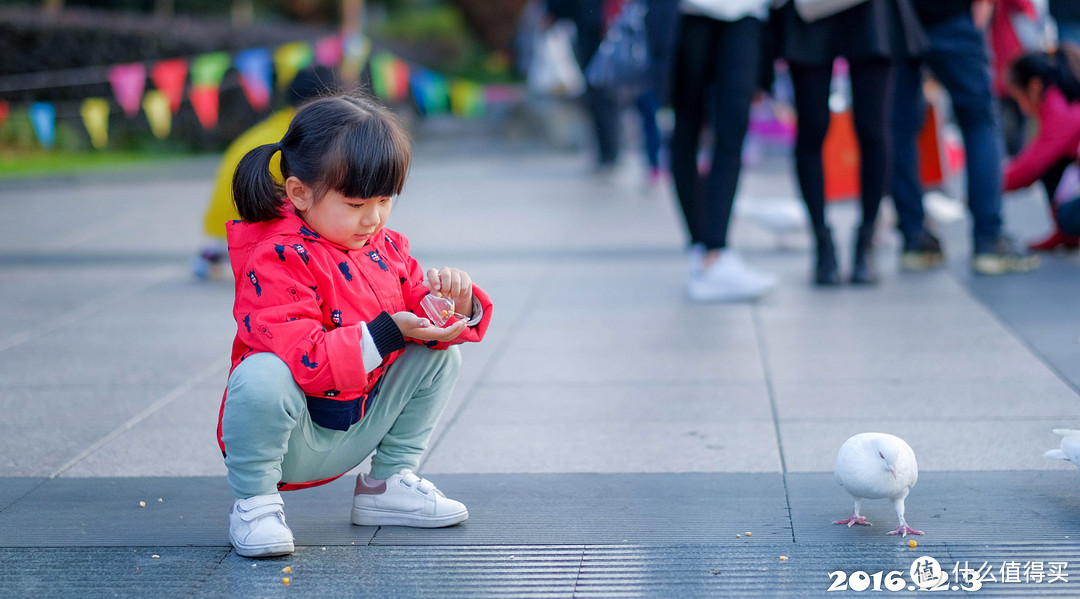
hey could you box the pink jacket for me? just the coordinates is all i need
[1004,87,1080,191]
[216,210,492,470]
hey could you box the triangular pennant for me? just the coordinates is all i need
[189,85,220,129]
[29,102,55,149]
[370,52,410,102]
[80,97,110,149]
[274,41,314,90]
[340,34,371,83]
[108,62,146,118]
[0,99,9,127]
[191,52,231,87]
[150,58,188,114]
[235,48,273,111]
[314,35,343,67]
[142,90,172,139]
[450,79,484,119]
[409,69,449,115]
[483,84,524,105]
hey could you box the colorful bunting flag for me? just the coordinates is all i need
[274,42,314,90]
[235,48,273,111]
[314,35,343,67]
[108,63,146,118]
[80,98,110,149]
[191,52,230,87]
[142,90,172,139]
[151,58,188,114]
[190,85,220,130]
[409,69,449,116]
[340,34,372,83]
[450,79,484,119]
[370,52,410,103]
[29,102,55,149]
[0,37,500,147]
[484,84,524,105]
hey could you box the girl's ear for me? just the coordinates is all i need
[285,176,314,212]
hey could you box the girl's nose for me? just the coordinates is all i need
[360,208,380,226]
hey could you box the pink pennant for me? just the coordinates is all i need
[391,59,411,102]
[0,99,8,127]
[108,63,147,118]
[189,85,220,130]
[151,59,188,114]
[314,35,343,67]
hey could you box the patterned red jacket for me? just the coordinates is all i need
[216,211,492,479]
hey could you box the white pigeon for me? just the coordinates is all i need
[1043,429,1080,468]
[833,432,923,537]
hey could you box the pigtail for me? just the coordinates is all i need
[232,143,286,223]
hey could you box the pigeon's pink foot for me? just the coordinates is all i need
[886,525,924,537]
[833,515,872,528]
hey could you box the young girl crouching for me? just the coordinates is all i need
[217,94,493,558]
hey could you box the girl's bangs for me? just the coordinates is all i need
[322,121,411,200]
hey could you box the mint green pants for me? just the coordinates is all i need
[221,344,460,499]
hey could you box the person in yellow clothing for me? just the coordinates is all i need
[194,67,338,277]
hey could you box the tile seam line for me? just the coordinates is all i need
[751,304,795,544]
[46,359,230,480]
[0,265,179,354]
[420,251,561,471]
[951,270,1080,397]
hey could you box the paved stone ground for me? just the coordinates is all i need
[2,127,1080,596]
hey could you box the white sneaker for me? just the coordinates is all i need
[687,249,776,302]
[687,243,706,277]
[351,470,468,528]
[229,493,294,558]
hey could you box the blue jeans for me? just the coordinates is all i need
[891,13,1003,252]
[1059,199,1080,237]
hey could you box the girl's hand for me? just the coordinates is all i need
[425,267,474,317]
[391,311,467,342]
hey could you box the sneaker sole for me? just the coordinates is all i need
[900,252,945,272]
[687,281,776,303]
[972,254,1040,275]
[351,506,468,528]
[230,537,295,558]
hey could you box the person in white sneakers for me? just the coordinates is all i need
[668,0,778,301]
[218,94,494,558]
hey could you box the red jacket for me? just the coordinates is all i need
[1004,87,1080,191]
[990,0,1035,97]
[216,211,493,479]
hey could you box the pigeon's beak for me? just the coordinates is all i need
[889,466,897,479]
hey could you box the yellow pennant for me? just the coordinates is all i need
[142,90,172,139]
[80,98,110,150]
[274,41,314,90]
[450,79,484,119]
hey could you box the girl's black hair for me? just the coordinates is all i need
[1008,42,1080,104]
[232,94,412,223]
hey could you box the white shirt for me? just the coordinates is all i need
[679,0,772,21]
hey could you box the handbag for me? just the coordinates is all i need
[585,0,650,93]
[794,0,870,23]
[527,20,586,98]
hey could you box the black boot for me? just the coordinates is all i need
[814,227,840,286]
[851,226,878,285]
